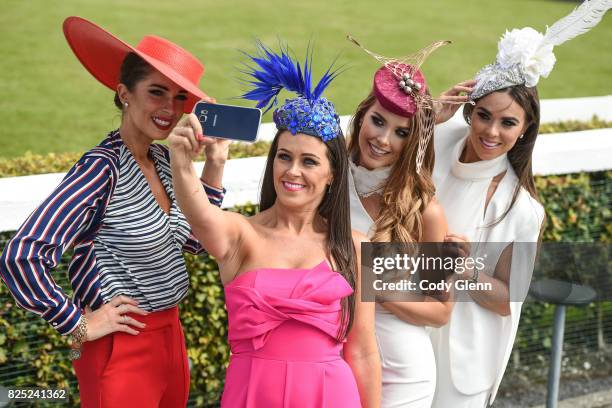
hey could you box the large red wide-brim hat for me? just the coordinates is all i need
[373,63,427,118]
[63,16,207,113]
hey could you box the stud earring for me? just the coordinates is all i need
[519,134,524,139]
[123,101,129,108]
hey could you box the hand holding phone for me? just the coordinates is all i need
[193,101,261,142]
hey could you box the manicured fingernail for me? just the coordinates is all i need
[197,133,204,141]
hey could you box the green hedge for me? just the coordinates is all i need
[539,115,612,134]
[1,116,610,179]
[1,172,609,405]
[0,117,610,404]
[500,171,612,393]
[0,141,272,179]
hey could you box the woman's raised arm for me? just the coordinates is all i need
[169,114,245,263]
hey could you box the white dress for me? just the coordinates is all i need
[430,121,545,407]
[349,169,437,408]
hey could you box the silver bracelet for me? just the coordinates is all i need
[469,267,479,284]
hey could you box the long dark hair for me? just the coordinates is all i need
[463,85,544,228]
[347,92,436,243]
[113,53,153,110]
[260,129,356,340]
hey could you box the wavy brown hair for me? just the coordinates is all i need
[463,85,544,228]
[347,91,437,243]
[260,130,356,340]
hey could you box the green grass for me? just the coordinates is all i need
[0,0,611,158]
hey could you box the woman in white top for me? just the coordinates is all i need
[431,86,544,408]
[346,39,470,408]
[429,32,551,408]
[429,3,608,403]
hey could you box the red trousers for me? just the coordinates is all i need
[73,306,190,407]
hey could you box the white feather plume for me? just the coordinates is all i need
[541,0,611,48]
[473,0,610,94]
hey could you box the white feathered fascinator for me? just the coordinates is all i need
[470,0,611,100]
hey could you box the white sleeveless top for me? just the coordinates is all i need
[349,164,437,407]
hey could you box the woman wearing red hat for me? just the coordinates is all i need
[0,16,229,407]
[345,38,470,407]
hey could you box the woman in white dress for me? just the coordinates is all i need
[431,85,544,408]
[430,4,608,405]
[346,39,471,408]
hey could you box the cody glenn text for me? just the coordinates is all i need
[373,279,493,292]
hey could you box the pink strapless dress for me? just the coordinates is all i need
[220,260,362,407]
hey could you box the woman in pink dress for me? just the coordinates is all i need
[169,43,381,407]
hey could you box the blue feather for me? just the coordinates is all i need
[240,40,341,112]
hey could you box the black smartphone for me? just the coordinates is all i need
[193,101,262,142]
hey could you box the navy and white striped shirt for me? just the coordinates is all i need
[0,131,224,335]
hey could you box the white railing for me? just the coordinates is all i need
[1,96,611,232]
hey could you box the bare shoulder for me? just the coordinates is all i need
[224,209,252,225]
[422,197,447,227]
[234,208,282,245]
[221,210,260,242]
[421,198,448,241]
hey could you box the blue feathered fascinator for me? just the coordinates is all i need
[240,41,343,142]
